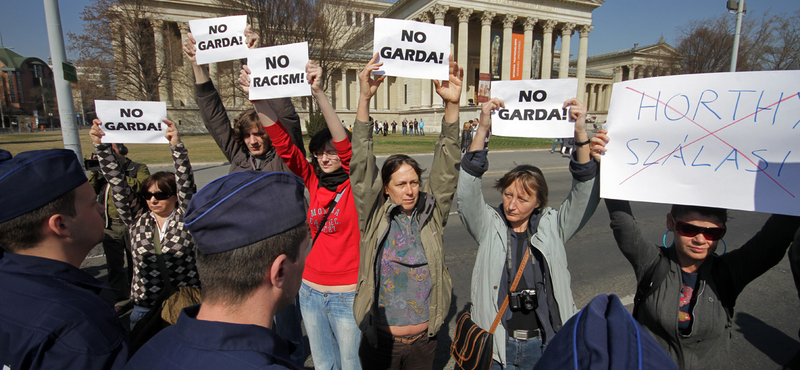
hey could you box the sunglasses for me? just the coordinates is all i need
[142,192,174,201]
[674,221,726,241]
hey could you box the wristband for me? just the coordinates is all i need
[575,139,591,147]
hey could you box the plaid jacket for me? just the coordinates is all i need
[95,143,200,308]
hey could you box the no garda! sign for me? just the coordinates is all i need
[95,100,169,144]
[490,79,578,138]
[189,15,249,65]
[373,18,450,80]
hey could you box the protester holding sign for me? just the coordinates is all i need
[239,61,362,370]
[183,24,306,174]
[350,53,461,369]
[592,130,800,370]
[457,97,598,369]
[91,118,201,330]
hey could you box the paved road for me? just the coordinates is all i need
[84,148,800,369]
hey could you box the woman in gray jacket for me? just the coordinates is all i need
[457,97,599,369]
[592,131,800,370]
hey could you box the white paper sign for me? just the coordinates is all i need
[189,15,249,65]
[601,70,800,216]
[490,79,578,138]
[247,42,311,100]
[373,18,450,80]
[95,100,168,144]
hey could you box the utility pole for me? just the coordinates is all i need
[43,0,83,160]
[729,0,746,72]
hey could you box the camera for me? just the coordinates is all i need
[509,289,537,311]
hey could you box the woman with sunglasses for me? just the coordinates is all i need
[239,61,362,370]
[90,118,201,330]
[592,130,800,370]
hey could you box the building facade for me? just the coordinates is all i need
[0,47,57,130]
[106,0,681,133]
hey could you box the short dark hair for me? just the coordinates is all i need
[142,172,177,196]
[195,223,308,305]
[381,154,426,187]
[233,109,271,153]
[0,189,77,253]
[494,165,548,210]
[308,128,352,176]
[670,204,728,225]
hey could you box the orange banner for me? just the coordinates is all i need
[510,33,524,80]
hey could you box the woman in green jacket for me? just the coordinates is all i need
[349,53,461,369]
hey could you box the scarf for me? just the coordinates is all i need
[318,170,348,192]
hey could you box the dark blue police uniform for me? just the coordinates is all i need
[123,305,301,370]
[0,252,130,370]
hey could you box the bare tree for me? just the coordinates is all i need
[69,0,181,102]
[216,0,357,112]
[676,11,799,73]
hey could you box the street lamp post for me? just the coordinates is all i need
[728,0,746,72]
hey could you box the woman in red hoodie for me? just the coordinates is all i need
[241,61,362,370]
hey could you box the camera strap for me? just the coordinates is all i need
[505,230,535,295]
[490,242,530,334]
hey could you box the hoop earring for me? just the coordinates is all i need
[714,239,728,256]
[662,230,674,248]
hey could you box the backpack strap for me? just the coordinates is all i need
[632,246,670,319]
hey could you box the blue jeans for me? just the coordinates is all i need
[551,138,562,152]
[130,305,150,331]
[490,336,544,370]
[299,282,362,370]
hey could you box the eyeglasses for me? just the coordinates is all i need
[674,221,726,241]
[313,151,339,159]
[142,192,175,201]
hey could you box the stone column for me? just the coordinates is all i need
[152,20,170,105]
[576,25,592,101]
[541,20,557,79]
[355,69,361,108]
[558,23,575,79]
[627,64,636,80]
[339,68,347,110]
[178,23,193,106]
[457,8,473,106]
[501,15,517,80]
[418,12,433,108]
[432,4,448,108]
[598,84,606,112]
[382,77,389,110]
[480,12,496,75]
[613,66,623,83]
[522,17,537,80]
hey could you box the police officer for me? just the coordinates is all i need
[123,171,309,370]
[0,148,130,370]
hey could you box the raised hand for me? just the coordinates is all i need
[183,32,197,66]
[90,118,105,145]
[590,129,609,163]
[244,24,259,49]
[163,119,181,146]
[433,54,464,105]
[238,65,252,95]
[307,61,324,95]
[479,98,504,132]
[358,53,386,101]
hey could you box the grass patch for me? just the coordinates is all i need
[1,129,556,164]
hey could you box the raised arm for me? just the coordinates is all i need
[164,120,194,211]
[425,54,463,225]
[553,98,600,241]
[90,119,144,226]
[350,54,386,229]
[458,98,504,243]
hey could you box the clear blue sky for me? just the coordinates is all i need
[1,0,798,63]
